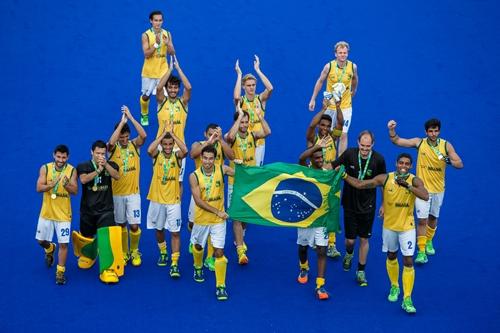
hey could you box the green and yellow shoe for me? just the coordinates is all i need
[140,114,149,126]
[415,251,428,265]
[356,270,368,287]
[402,297,417,314]
[157,253,168,267]
[170,265,181,278]
[387,285,400,302]
[204,257,215,271]
[425,240,436,256]
[216,286,228,301]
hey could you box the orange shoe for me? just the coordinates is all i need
[315,287,329,300]
[297,269,309,284]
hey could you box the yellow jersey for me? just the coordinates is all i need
[326,60,354,109]
[39,162,75,222]
[383,172,416,232]
[147,152,181,204]
[141,28,170,78]
[416,138,447,193]
[193,141,225,169]
[193,166,225,225]
[109,142,140,196]
[228,132,257,185]
[157,97,188,143]
[314,134,337,165]
[241,95,266,147]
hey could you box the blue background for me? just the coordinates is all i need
[1,0,499,332]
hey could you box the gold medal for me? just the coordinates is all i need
[51,193,57,199]
[92,185,98,192]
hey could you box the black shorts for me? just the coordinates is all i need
[343,210,375,239]
[80,211,116,238]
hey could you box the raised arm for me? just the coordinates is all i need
[164,31,175,55]
[395,176,429,201]
[331,99,344,139]
[142,32,156,58]
[156,56,174,104]
[108,114,128,151]
[79,163,103,185]
[122,105,147,147]
[62,169,78,195]
[308,63,330,111]
[172,131,188,160]
[104,161,120,180]
[253,107,271,140]
[344,173,387,189]
[173,56,192,105]
[254,55,273,102]
[387,120,421,148]
[233,60,242,106]
[147,127,167,157]
[222,164,235,177]
[190,132,216,160]
[225,107,243,144]
[36,165,54,192]
[215,127,235,160]
[298,143,324,166]
[351,63,359,97]
[306,98,329,144]
[189,173,229,219]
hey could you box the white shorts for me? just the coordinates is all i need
[227,184,233,208]
[255,144,266,166]
[325,107,352,133]
[141,77,160,96]
[35,217,71,244]
[297,227,328,247]
[146,201,182,232]
[113,193,141,225]
[415,192,445,219]
[382,228,416,256]
[190,222,227,249]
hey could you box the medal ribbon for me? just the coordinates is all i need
[335,61,347,83]
[237,133,248,162]
[151,28,162,56]
[51,163,66,196]
[120,144,129,175]
[201,166,215,199]
[357,151,372,180]
[162,152,173,184]
[428,138,444,160]
[91,160,101,189]
[243,96,257,123]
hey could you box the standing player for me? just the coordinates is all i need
[308,41,358,155]
[388,119,463,264]
[156,55,192,196]
[188,124,234,270]
[331,131,386,286]
[107,106,147,267]
[297,140,332,300]
[343,153,429,314]
[233,55,273,166]
[225,104,271,264]
[140,10,175,126]
[306,97,344,258]
[72,140,124,284]
[35,145,78,284]
[189,145,235,300]
[146,123,188,278]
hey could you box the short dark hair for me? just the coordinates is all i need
[167,75,181,87]
[320,114,333,124]
[54,144,69,155]
[162,132,173,141]
[91,140,107,151]
[234,111,250,121]
[358,130,375,144]
[205,123,219,133]
[114,122,131,135]
[149,11,163,20]
[201,145,217,159]
[424,118,441,131]
[397,152,413,164]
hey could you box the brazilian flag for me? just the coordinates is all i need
[228,163,343,232]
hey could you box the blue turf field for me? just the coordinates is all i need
[1,0,499,332]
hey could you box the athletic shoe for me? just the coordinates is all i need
[315,287,329,300]
[170,265,181,278]
[123,252,130,266]
[238,252,249,265]
[157,253,168,267]
[415,251,428,264]
[45,243,55,267]
[387,285,400,302]
[140,114,149,126]
[233,241,248,252]
[401,297,417,314]
[297,268,309,284]
[55,271,66,285]
[130,250,142,267]
[356,270,368,287]
[100,269,119,284]
[204,257,215,271]
[425,240,436,255]
[327,244,341,258]
[193,267,204,283]
[343,253,353,271]
[188,243,193,254]
[216,286,228,301]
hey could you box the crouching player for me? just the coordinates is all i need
[189,145,234,300]
[342,153,429,314]
[36,144,78,284]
